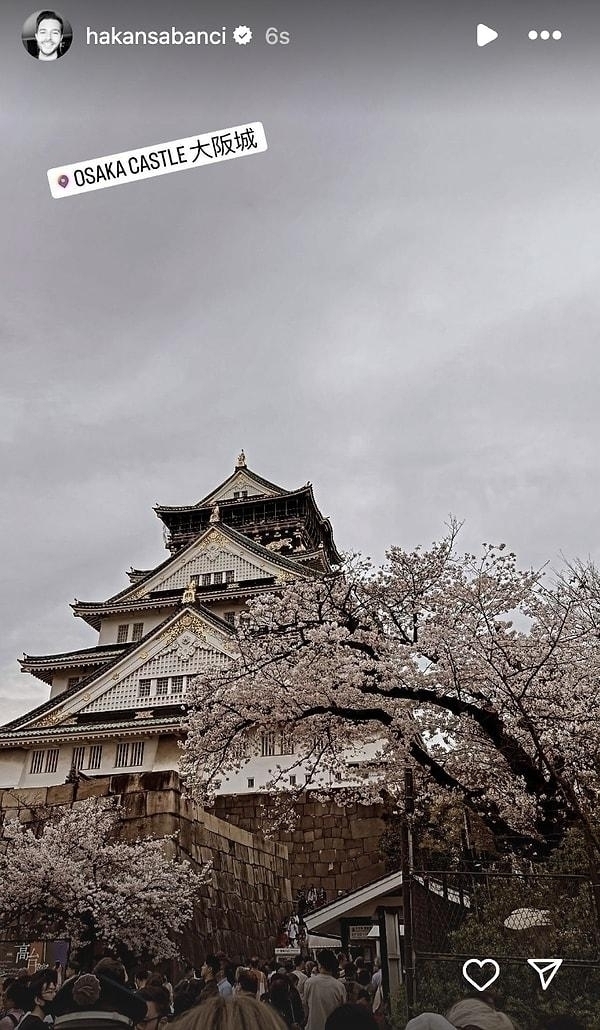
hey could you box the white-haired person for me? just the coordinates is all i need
[446,998,516,1030]
[173,995,287,1029]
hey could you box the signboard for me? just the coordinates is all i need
[0,940,70,979]
[349,924,375,941]
[275,947,302,958]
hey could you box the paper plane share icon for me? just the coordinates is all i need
[527,959,563,990]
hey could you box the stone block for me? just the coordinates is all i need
[121,791,146,819]
[350,817,385,840]
[46,783,75,806]
[110,772,145,794]
[141,769,181,792]
[74,779,110,801]
[145,789,180,817]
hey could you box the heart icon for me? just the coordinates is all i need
[462,958,500,992]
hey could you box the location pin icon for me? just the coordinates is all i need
[58,174,69,189]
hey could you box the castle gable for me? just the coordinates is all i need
[9,608,235,731]
[119,525,302,604]
[201,468,284,505]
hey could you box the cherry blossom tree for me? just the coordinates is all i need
[181,520,600,863]
[0,796,210,961]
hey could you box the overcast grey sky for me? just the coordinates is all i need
[2,0,600,722]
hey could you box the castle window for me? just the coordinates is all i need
[156,678,169,696]
[30,749,59,775]
[289,774,297,786]
[225,570,235,584]
[131,623,144,642]
[213,572,223,585]
[280,731,295,755]
[224,611,236,626]
[88,745,103,770]
[115,741,145,769]
[117,624,129,643]
[131,741,145,766]
[72,746,86,771]
[138,680,151,698]
[171,676,184,694]
[247,777,255,788]
[261,731,276,757]
[30,750,45,774]
[201,573,211,587]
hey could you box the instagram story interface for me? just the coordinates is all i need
[1,1,600,1027]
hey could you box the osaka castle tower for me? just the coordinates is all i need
[0,453,341,791]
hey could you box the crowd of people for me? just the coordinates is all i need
[0,951,589,1030]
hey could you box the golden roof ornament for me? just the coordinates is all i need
[209,503,221,523]
[182,576,197,604]
[235,449,247,468]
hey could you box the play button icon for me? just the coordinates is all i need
[477,23,499,47]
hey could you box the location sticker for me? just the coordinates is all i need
[47,122,268,198]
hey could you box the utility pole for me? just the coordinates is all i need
[402,767,416,1013]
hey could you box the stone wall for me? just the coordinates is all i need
[0,772,291,964]
[214,793,389,899]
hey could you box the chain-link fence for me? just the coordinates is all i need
[402,871,600,1029]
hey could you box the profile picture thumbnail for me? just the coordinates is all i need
[22,10,73,61]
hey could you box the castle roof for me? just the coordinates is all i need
[20,643,129,684]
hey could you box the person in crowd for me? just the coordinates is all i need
[0,979,31,1030]
[324,1004,379,1030]
[370,960,382,992]
[446,999,515,1030]
[304,951,347,1030]
[64,961,80,983]
[290,958,307,1001]
[342,964,360,1005]
[216,966,233,999]
[173,979,205,1018]
[174,995,287,1029]
[264,975,304,1029]
[19,968,58,1030]
[356,970,373,997]
[197,958,220,1004]
[158,975,174,1015]
[93,958,128,986]
[135,970,150,991]
[303,963,315,981]
[54,968,146,1024]
[248,959,268,1000]
[356,991,371,1009]
[136,986,170,1030]
[235,969,259,998]
[145,975,163,990]
[404,1017,455,1030]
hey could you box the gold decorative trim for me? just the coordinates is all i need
[161,612,207,646]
